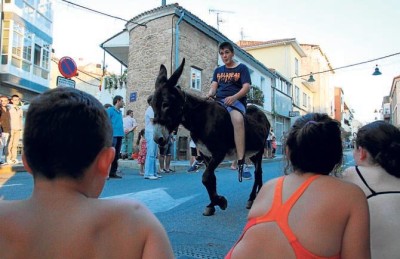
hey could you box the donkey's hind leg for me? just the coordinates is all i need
[247,150,264,209]
[201,154,226,216]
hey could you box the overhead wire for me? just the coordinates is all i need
[59,0,146,27]
[292,51,400,79]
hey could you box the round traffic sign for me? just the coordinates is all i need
[58,56,77,78]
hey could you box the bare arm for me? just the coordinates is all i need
[206,81,218,99]
[341,186,371,259]
[141,209,174,259]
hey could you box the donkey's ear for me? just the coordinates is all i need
[167,58,185,88]
[155,64,168,89]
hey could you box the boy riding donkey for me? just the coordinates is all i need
[206,41,252,180]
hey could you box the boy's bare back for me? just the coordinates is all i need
[0,88,174,259]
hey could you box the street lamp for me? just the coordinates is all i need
[372,64,382,76]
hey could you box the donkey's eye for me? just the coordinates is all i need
[162,102,169,110]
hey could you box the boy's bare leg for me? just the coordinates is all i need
[230,110,245,162]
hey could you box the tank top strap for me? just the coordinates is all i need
[283,174,321,208]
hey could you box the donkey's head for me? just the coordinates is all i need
[152,58,185,146]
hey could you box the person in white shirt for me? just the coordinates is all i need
[121,109,137,159]
[7,95,23,164]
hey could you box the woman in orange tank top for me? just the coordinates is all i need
[226,113,370,259]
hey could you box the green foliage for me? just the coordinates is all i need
[247,85,264,106]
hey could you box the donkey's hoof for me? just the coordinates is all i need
[217,196,228,210]
[246,200,253,209]
[203,206,216,216]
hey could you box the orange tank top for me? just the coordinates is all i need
[225,175,340,259]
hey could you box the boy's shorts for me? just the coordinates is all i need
[190,147,197,156]
[217,99,246,114]
[159,141,173,156]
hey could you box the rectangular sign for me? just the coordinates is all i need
[289,111,300,117]
[57,76,76,88]
[130,92,137,102]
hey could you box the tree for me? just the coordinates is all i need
[247,85,264,106]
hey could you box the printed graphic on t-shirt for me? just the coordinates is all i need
[216,72,241,83]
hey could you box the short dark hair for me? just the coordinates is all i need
[126,109,133,116]
[147,95,153,105]
[23,88,112,180]
[356,120,400,177]
[113,95,123,105]
[219,41,234,53]
[285,113,342,175]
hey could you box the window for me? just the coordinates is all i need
[294,86,300,105]
[295,58,299,76]
[190,67,201,91]
[1,21,10,64]
[302,93,307,107]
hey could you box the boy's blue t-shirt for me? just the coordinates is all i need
[212,63,251,105]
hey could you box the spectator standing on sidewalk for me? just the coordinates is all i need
[158,130,176,174]
[226,113,370,258]
[187,139,204,173]
[342,120,400,258]
[0,88,173,259]
[121,109,137,160]
[144,95,159,180]
[136,129,146,176]
[7,95,23,164]
[106,95,124,179]
[0,96,11,165]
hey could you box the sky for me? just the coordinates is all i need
[52,0,400,123]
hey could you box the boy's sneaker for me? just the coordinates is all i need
[155,173,162,178]
[144,175,158,180]
[187,161,200,173]
[242,164,252,180]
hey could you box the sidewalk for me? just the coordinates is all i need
[0,154,284,174]
[118,154,284,172]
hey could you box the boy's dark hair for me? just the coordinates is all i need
[147,95,153,105]
[219,41,234,53]
[23,87,112,180]
[285,113,342,175]
[113,95,123,105]
[356,120,400,177]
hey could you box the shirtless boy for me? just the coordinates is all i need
[0,88,174,258]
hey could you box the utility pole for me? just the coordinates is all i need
[208,9,234,31]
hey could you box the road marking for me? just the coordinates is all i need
[103,188,200,213]
[0,184,23,187]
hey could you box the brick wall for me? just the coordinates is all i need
[126,14,219,147]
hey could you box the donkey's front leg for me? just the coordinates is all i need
[201,155,226,216]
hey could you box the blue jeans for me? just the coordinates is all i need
[144,130,157,177]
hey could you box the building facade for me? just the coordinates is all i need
[389,75,400,126]
[102,3,276,159]
[0,0,53,102]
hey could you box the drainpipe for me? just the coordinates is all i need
[174,10,185,70]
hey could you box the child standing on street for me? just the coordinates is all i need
[137,129,146,176]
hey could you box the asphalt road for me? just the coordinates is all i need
[0,151,355,258]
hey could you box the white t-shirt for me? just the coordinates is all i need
[145,106,154,132]
[123,116,138,132]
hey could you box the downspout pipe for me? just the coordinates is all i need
[175,10,185,70]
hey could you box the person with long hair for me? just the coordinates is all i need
[342,120,400,258]
[226,113,370,259]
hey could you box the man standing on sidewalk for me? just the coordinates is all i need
[0,96,11,165]
[121,109,137,160]
[7,95,23,164]
[106,95,124,178]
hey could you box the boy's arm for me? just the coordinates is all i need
[206,81,218,99]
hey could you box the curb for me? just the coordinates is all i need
[0,156,284,174]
